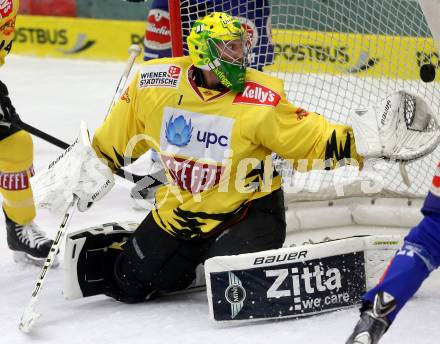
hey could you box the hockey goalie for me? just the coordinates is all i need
[31,12,439,312]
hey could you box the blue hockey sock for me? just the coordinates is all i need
[363,246,430,322]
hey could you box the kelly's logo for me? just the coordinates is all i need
[233,81,281,107]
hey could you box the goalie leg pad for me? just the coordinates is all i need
[63,221,138,300]
[64,217,206,302]
[113,214,203,300]
[204,235,402,322]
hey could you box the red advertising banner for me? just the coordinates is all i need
[19,0,77,17]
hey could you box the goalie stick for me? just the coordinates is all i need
[105,44,141,117]
[18,195,78,333]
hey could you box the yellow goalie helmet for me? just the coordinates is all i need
[187,12,251,92]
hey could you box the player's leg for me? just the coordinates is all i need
[206,188,286,258]
[64,217,206,301]
[67,189,285,302]
[105,213,206,302]
[0,130,55,265]
[347,190,440,344]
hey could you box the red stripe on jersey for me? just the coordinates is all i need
[0,168,32,191]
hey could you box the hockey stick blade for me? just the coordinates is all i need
[19,304,41,334]
[18,196,78,333]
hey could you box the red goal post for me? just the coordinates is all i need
[168,0,184,57]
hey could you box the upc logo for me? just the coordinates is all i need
[160,107,234,163]
[165,115,193,147]
[196,131,228,148]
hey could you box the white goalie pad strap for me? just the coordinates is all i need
[204,235,402,322]
[31,121,115,215]
[351,90,440,161]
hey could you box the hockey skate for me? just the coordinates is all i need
[346,291,396,344]
[5,211,58,267]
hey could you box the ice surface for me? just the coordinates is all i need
[1,56,439,343]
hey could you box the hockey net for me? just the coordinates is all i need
[168,0,440,240]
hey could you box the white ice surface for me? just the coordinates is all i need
[1,55,440,344]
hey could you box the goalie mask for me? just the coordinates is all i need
[187,12,251,92]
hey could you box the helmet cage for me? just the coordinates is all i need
[205,32,251,91]
[208,32,251,67]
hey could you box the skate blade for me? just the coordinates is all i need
[13,252,60,268]
[351,333,372,344]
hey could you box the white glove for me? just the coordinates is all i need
[31,121,114,215]
[350,90,440,161]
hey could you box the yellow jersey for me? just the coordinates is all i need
[93,56,361,239]
[0,0,18,67]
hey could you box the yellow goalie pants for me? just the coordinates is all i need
[0,130,36,225]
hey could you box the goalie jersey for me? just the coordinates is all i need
[0,0,18,67]
[93,56,361,239]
